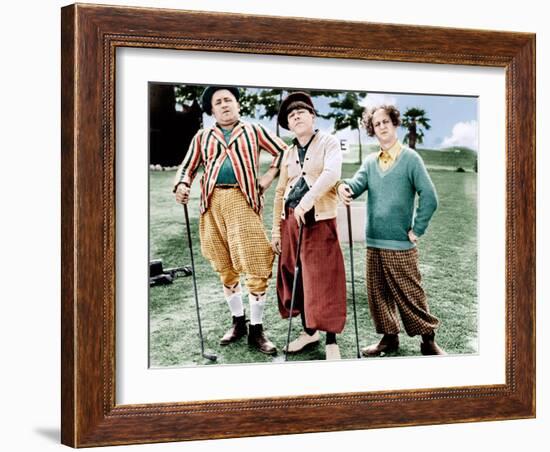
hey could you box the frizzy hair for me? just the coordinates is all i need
[362,105,401,137]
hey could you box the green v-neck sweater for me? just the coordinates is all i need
[344,147,438,250]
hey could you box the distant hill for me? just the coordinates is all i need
[345,144,477,172]
[417,146,477,171]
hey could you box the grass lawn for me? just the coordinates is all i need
[149,154,477,367]
[345,144,477,171]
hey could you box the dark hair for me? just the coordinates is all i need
[287,101,315,117]
[362,105,401,137]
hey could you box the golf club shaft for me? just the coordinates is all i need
[346,204,361,358]
[184,204,215,361]
[284,222,304,361]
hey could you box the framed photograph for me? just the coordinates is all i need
[61,3,535,447]
[147,81,479,369]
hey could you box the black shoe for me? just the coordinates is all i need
[219,315,247,346]
[248,324,277,355]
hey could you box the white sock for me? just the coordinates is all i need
[224,283,244,317]
[249,293,266,325]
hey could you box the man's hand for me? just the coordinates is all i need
[258,168,278,195]
[338,183,353,205]
[293,205,307,226]
[175,183,190,204]
[408,230,418,244]
[258,174,272,195]
[271,237,282,255]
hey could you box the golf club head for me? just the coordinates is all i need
[271,354,286,363]
[202,352,218,362]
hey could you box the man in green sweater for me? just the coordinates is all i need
[338,104,445,356]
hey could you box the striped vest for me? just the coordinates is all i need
[174,121,286,214]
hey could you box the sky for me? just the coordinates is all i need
[195,86,479,151]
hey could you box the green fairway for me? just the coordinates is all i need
[345,144,477,172]
[149,155,477,367]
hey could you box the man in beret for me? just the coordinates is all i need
[174,86,287,355]
[271,92,347,360]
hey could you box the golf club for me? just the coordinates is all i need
[183,204,217,362]
[284,222,304,362]
[346,203,361,358]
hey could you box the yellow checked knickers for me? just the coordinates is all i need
[199,188,274,294]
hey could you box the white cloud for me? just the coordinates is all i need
[360,93,398,110]
[441,120,478,150]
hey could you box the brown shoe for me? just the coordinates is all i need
[248,324,277,355]
[361,334,399,357]
[219,315,247,346]
[420,333,446,356]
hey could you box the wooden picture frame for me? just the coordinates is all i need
[61,3,535,447]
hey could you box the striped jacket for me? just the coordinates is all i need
[174,121,287,214]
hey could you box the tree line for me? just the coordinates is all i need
[174,85,431,163]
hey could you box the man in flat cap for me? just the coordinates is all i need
[174,86,287,355]
[271,92,347,360]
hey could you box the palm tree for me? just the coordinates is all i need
[322,92,367,163]
[401,107,431,150]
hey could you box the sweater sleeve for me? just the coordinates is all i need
[342,158,369,198]
[410,153,438,236]
[297,135,342,213]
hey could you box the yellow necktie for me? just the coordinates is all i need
[381,151,391,165]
